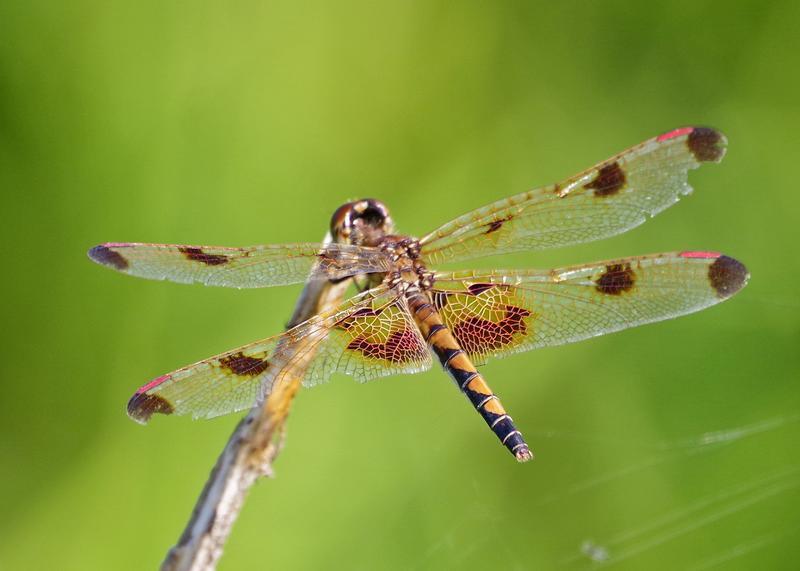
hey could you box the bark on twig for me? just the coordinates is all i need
[160,234,348,571]
[160,380,298,571]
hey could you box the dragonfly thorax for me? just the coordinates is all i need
[380,235,435,292]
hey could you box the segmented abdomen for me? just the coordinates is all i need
[406,291,533,462]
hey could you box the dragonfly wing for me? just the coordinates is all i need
[431,252,748,364]
[127,286,432,423]
[88,242,388,288]
[304,292,432,385]
[127,337,280,424]
[421,127,726,265]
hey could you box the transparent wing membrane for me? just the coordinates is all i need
[88,242,389,288]
[100,126,748,443]
[432,251,748,364]
[421,127,726,266]
[127,286,432,423]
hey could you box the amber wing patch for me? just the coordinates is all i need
[336,299,428,367]
[346,328,427,363]
[433,284,535,362]
[451,305,532,356]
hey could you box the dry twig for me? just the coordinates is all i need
[160,235,349,571]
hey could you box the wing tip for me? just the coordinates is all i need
[88,244,130,271]
[127,391,175,424]
[688,127,727,163]
[681,251,749,298]
[708,254,749,299]
[657,126,727,163]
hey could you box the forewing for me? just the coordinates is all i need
[432,252,748,364]
[88,242,388,288]
[127,286,432,423]
[421,127,726,265]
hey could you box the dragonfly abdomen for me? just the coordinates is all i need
[406,292,533,462]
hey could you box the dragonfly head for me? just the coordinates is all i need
[330,199,394,247]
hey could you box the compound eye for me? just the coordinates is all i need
[358,205,386,227]
[330,199,393,245]
[352,199,390,228]
[330,203,354,238]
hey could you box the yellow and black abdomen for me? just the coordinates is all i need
[406,291,533,462]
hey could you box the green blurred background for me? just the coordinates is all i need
[2,1,798,569]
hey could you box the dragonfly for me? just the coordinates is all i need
[89,126,748,462]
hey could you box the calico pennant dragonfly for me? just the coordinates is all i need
[89,126,748,462]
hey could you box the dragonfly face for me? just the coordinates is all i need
[89,126,749,462]
[330,198,394,247]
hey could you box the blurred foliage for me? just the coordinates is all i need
[1,1,798,569]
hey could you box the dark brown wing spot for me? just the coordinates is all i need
[485,215,513,234]
[346,329,427,364]
[687,127,726,162]
[351,307,384,317]
[219,353,270,376]
[708,256,748,298]
[452,305,532,356]
[595,263,636,295]
[179,247,229,266]
[467,283,496,296]
[338,306,385,330]
[584,161,626,197]
[88,245,129,270]
[127,392,174,424]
